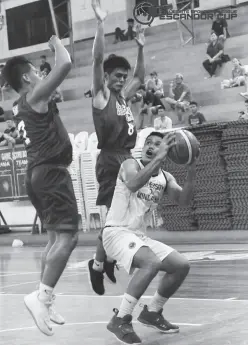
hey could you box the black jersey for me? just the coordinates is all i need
[13,93,72,170]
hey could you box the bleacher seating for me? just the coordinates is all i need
[1,4,248,134]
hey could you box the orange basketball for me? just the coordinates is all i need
[167,130,200,165]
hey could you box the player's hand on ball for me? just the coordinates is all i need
[157,132,176,161]
[48,35,61,52]
[92,0,108,22]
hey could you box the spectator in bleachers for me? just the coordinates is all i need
[114,18,136,44]
[153,106,172,130]
[164,73,192,123]
[221,58,246,89]
[40,55,51,74]
[240,68,248,99]
[0,115,18,147]
[146,71,164,99]
[188,101,206,126]
[203,32,224,78]
[0,106,4,122]
[238,99,248,120]
[211,12,229,41]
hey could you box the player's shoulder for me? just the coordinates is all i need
[121,158,140,170]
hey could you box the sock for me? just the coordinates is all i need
[117,293,138,318]
[39,283,53,301]
[106,256,114,263]
[93,259,104,272]
[149,291,168,312]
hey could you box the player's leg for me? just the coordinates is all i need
[40,230,56,280]
[103,228,162,344]
[137,238,190,333]
[24,165,79,336]
[25,172,64,326]
[88,152,121,294]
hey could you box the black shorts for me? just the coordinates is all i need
[26,164,78,231]
[96,149,132,208]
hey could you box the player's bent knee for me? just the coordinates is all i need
[178,258,190,277]
[59,231,78,252]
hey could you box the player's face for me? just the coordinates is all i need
[26,64,42,86]
[158,109,165,119]
[106,68,128,93]
[142,135,163,164]
[175,75,183,84]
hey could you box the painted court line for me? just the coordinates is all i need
[0,273,87,290]
[0,294,247,302]
[0,321,203,334]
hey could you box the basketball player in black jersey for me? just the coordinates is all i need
[2,36,78,336]
[88,0,145,295]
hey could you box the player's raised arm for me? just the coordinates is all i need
[124,25,145,101]
[30,36,71,103]
[91,0,108,98]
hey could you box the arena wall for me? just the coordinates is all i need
[0,0,247,60]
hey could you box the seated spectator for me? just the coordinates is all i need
[0,106,4,122]
[114,18,136,44]
[146,71,164,99]
[240,68,248,99]
[188,101,206,126]
[211,12,229,41]
[40,55,52,74]
[238,99,248,120]
[221,58,245,89]
[164,73,192,123]
[203,32,224,78]
[153,106,172,130]
[0,115,18,147]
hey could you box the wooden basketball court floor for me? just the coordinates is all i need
[1,243,248,345]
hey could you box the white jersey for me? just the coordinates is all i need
[105,159,167,234]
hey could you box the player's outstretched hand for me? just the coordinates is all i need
[134,24,146,47]
[48,35,61,52]
[157,132,176,161]
[92,0,107,22]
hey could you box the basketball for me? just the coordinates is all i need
[167,130,200,165]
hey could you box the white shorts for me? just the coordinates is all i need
[102,227,175,275]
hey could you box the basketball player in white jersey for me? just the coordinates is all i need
[102,131,197,344]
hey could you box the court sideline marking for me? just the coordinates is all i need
[0,321,203,334]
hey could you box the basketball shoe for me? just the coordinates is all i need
[24,290,54,336]
[107,308,141,345]
[137,305,179,333]
[49,294,65,325]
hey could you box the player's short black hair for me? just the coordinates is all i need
[103,54,131,74]
[40,55,46,59]
[189,101,198,106]
[2,56,32,92]
[146,131,164,141]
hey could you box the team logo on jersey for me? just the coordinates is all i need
[116,101,135,136]
[129,242,136,249]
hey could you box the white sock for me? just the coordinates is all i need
[117,293,138,318]
[93,259,104,272]
[39,283,53,301]
[149,291,168,312]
